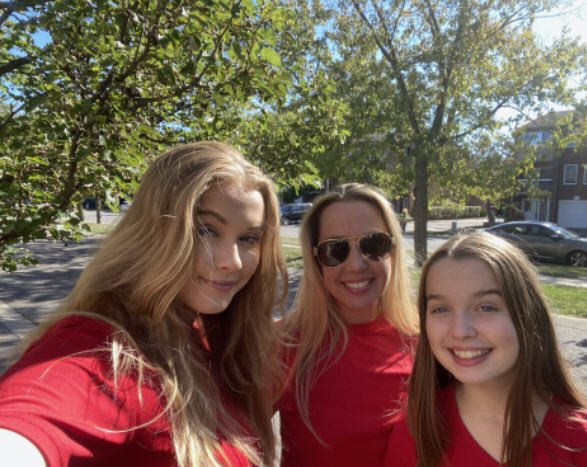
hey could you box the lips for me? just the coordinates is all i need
[449,347,492,366]
[199,277,239,292]
[342,278,373,293]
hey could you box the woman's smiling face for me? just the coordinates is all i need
[179,183,265,316]
[318,200,392,324]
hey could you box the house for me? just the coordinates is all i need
[518,111,587,231]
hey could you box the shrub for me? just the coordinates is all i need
[428,205,483,220]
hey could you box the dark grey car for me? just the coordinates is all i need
[485,221,587,267]
[280,203,312,225]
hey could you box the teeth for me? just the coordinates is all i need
[453,349,489,359]
[345,280,370,289]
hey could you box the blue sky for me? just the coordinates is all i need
[533,0,587,45]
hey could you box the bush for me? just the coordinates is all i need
[428,206,483,220]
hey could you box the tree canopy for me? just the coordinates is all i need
[0,0,292,270]
[323,0,586,262]
[2,0,586,270]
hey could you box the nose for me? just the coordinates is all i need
[215,241,243,272]
[345,242,367,271]
[450,311,476,339]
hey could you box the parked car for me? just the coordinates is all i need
[485,221,587,267]
[280,202,312,225]
[82,198,97,210]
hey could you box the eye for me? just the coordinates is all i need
[240,234,260,246]
[477,304,498,313]
[197,225,217,238]
[428,305,449,315]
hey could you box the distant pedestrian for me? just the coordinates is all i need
[278,183,418,466]
[0,142,287,466]
[385,232,587,466]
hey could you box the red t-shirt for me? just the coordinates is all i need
[0,316,251,467]
[278,314,414,467]
[385,385,587,466]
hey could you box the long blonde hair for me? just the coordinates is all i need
[19,142,288,466]
[283,183,418,435]
[409,232,586,467]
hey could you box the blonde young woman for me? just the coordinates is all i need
[386,232,587,466]
[278,183,419,466]
[0,142,287,467]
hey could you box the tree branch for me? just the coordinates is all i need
[352,0,421,136]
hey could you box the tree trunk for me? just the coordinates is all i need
[96,196,102,224]
[413,146,428,266]
[486,200,496,226]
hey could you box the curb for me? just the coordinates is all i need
[553,314,587,331]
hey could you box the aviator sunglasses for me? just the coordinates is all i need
[313,232,394,268]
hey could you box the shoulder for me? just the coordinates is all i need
[545,405,587,440]
[6,316,115,372]
[384,414,417,466]
[0,315,126,396]
[537,405,587,463]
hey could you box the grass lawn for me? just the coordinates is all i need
[86,223,115,235]
[283,246,304,269]
[535,263,587,280]
[543,284,587,319]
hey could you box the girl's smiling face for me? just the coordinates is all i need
[179,183,265,316]
[424,257,519,389]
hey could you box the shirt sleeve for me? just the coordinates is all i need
[0,317,162,467]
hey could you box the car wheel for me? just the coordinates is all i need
[567,250,587,267]
[282,217,290,226]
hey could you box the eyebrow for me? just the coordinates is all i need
[427,289,502,301]
[198,209,265,231]
[198,209,227,225]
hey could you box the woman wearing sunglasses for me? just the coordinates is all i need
[278,183,418,466]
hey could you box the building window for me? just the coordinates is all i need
[563,164,578,185]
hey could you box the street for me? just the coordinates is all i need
[0,218,586,392]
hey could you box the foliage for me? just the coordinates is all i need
[235,0,350,193]
[324,0,587,263]
[0,0,291,271]
[428,205,484,220]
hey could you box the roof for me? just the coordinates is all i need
[521,110,577,131]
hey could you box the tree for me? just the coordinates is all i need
[234,0,350,195]
[325,0,586,263]
[0,0,291,271]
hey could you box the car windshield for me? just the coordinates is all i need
[553,226,581,240]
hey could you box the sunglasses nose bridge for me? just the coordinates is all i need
[346,239,368,266]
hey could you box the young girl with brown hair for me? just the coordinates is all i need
[385,232,587,466]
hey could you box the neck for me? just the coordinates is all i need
[338,301,381,324]
[456,382,549,427]
[456,382,510,422]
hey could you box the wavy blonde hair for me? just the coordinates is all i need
[409,232,586,467]
[19,142,288,466]
[282,183,418,435]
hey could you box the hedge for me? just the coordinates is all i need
[428,206,486,220]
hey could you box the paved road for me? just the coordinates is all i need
[1,221,586,393]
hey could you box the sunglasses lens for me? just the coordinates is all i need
[359,233,393,260]
[317,240,350,267]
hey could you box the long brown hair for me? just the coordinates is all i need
[283,183,418,436]
[409,232,586,467]
[18,142,288,466]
